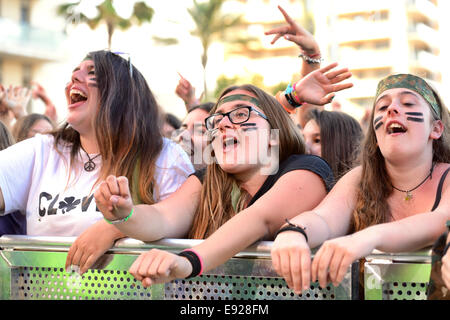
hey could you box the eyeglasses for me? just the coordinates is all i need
[205,106,269,131]
[111,51,133,78]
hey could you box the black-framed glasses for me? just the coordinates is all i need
[205,106,269,131]
[111,51,133,78]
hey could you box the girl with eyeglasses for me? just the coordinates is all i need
[0,50,194,273]
[92,63,352,284]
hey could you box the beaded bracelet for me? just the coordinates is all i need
[298,52,323,65]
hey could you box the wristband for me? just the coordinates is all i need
[275,91,295,114]
[275,218,308,242]
[104,208,133,225]
[284,83,303,108]
[178,249,204,278]
[298,52,323,64]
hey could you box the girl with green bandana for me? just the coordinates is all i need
[92,63,352,285]
[271,74,450,294]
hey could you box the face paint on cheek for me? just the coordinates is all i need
[405,112,424,123]
[239,123,258,132]
[88,78,98,88]
[373,116,383,131]
[406,117,424,123]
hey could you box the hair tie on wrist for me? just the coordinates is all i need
[103,208,134,225]
[275,218,308,242]
[178,249,204,278]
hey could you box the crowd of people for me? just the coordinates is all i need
[0,5,449,299]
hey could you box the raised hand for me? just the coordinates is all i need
[175,73,200,109]
[265,5,319,56]
[271,231,312,294]
[4,85,31,118]
[129,249,192,287]
[94,175,134,222]
[295,63,353,105]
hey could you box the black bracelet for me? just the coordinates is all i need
[177,250,203,278]
[284,92,302,108]
[275,218,308,242]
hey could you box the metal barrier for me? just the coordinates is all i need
[364,249,432,300]
[0,235,431,300]
[0,235,356,300]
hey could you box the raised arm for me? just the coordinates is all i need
[265,5,321,77]
[129,169,328,287]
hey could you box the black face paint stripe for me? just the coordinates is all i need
[405,112,423,116]
[407,117,424,123]
[88,83,98,87]
[374,121,383,130]
[373,116,383,130]
[239,122,258,131]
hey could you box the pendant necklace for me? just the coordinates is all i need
[391,163,435,201]
[80,147,101,172]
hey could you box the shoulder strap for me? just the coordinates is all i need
[431,166,450,211]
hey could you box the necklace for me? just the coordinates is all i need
[391,163,435,201]
[80,147,101,172]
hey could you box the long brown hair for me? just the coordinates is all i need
[306,109,363,180]
[52,50,164,204]
[351,79,450,232]
[188,84,305,239]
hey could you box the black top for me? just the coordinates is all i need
[190,154,334,206]
[431,166,450,211]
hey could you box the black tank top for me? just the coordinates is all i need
[431,167,450,211]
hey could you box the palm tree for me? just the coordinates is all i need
[188,0,244,99]
[57,0,154,49]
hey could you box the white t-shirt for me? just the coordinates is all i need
[0,134,194,236]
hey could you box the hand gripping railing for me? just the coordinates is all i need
[0,235,430,300]
[0,235,357,300]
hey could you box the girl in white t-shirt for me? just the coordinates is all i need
[0,50,193,270]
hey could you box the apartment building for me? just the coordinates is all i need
[0,0,66,113]
[219,0,308,88]
[312,0,442,118]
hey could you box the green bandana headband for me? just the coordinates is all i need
[375,74,441,119]
[218,94,260,107]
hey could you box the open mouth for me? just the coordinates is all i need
[387,122,407,135]
[223,136,238,149]
[69,88,88,105]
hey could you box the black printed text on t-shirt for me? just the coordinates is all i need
[38,192,100,216]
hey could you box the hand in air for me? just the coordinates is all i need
[295,63,353,105]
[265,5,319,56]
